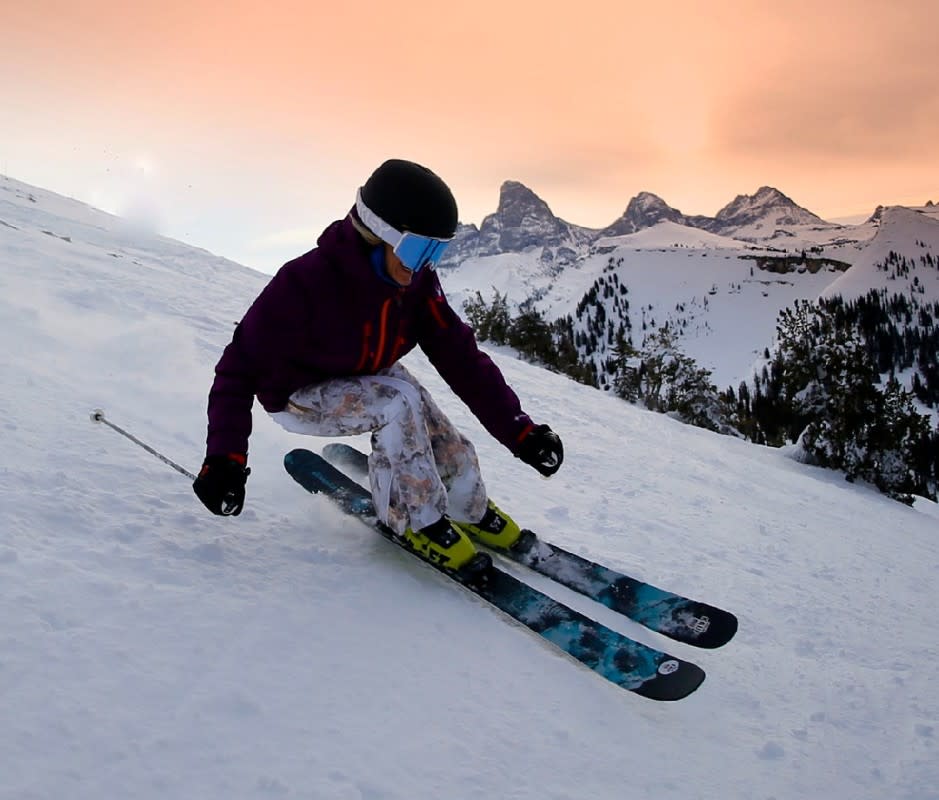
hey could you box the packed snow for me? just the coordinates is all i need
[2,175,938,800]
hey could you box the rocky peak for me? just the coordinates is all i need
[603,192,686,236]
[477,180,573,253]
[494,181,557,228]
[438,179,836,268]
[437,180,593,267]
[711,186,823,232]
[866,205,885,225]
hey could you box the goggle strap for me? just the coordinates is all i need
[355,189,403,249]
[354,188,453,272]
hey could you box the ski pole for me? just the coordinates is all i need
[90,409,197,481]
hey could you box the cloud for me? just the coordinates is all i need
[717,65,939,163]
[711,3,939,166]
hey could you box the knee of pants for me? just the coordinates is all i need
[369,377,424,432]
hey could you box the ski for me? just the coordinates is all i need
[322,442,737,649]
[285,448,705,701]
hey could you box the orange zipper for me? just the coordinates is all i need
[355,321,373,372]
[428,296,448,329]
[371,298,392,371]
[389,333,408,364]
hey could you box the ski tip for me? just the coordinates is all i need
[633,660,706,701]
[284,448,326,481]
[284,447,315,465]
[691,609,739,649]
[322,442,370,474]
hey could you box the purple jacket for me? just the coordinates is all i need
[205,215,534,457]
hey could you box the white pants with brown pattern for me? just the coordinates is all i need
[271,363,488,535]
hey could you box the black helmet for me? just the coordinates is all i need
[359,159,458,239]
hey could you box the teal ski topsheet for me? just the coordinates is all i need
[285,448,706,702]
[321,442,737,649]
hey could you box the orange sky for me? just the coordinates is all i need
[2,0,937,272]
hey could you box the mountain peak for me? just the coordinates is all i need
[719,186,794,215]
[712,186,824,232]
[495,181,555,223]
[499,179,536,195]
[753,186,788,201]
[603,191,685,236]
[442,179,840,265]
[469,180,571,255]
[632,191,671,209]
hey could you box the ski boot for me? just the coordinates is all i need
[400,517,490,578]
[459,500,534,552]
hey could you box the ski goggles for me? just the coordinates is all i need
[355,189,452,272]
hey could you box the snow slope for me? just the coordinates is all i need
[593,220,751,251]
[441,222,849,388]
[821,206,939,300]
[2,175,939,800]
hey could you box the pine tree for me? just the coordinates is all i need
[463,289,512,345]
[774,301,935,503]
[610,336,641,402]
[508,308,553,362]
[635,328,734,433]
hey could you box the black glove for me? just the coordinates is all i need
[517,424,564,477]
[193,454,250,516]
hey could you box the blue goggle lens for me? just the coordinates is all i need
[394,233,451,272]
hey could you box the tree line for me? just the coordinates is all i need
[722,295,937,503]
[462,277,938,505]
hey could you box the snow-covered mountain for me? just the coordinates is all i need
[822,205,939,301]
[3,174,939,799]
[438,179,939,392]
[444,180,594,269]
[595,186,829,242]
[600,191,688,236]
[441,219,859,389]
[444,181,838,270]
[816,205,939,420]
[703,185,830,239]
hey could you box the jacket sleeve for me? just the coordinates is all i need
[418,275,533,452]
[204,264,309,457]
[205,324,258,457]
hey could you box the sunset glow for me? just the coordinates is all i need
[3,0,937,271]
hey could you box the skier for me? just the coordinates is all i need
[192,159,563,570]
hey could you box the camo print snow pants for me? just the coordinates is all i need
[271,363,488,535]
